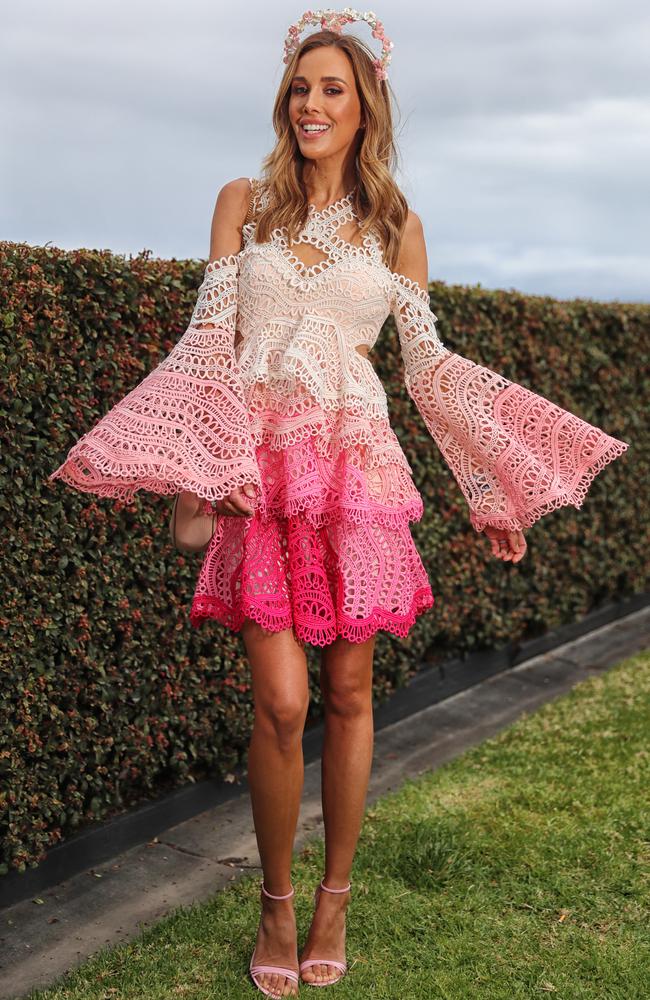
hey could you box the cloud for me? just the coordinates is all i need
[2,0,648,301]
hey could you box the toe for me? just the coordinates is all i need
[301,965,316,984]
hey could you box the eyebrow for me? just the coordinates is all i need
[291,75,348,84]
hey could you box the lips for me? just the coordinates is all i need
[299,123,331,139]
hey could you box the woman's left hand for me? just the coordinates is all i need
[482,525,527,562]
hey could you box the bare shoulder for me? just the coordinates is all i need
[393,209,428,288]
[209,177,253,261]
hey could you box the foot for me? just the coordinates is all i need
[251,886,299,997]
[299,883,350,986]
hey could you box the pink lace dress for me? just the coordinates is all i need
[49,178,629,645]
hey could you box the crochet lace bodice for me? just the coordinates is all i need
[232,178,440,423]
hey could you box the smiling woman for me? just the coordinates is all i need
[47,8,630,998]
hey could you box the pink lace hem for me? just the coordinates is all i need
[189,512,435,645]
[190,586,435,646]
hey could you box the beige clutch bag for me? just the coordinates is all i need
[168,492,216,554]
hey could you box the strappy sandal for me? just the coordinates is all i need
[249,882,300,997]
[299,879,351,987]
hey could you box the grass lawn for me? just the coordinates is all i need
[30,648,650,999]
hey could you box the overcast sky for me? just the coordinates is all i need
[2,0,648,302]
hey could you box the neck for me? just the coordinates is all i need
[301,166,357,209]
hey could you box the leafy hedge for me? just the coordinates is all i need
[1,240,646,876]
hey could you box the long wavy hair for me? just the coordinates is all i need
[252,29,409,272]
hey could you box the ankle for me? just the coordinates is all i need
[320,877,352,894]
[261,881,295,900]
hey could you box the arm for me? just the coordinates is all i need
[49,178,264,513]
[390,211,629,545]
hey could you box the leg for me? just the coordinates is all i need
[299,632,376,985]
[242,617,310,998]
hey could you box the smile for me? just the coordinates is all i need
[300,124,331,138]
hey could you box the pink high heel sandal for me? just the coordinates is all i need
[249,882,300,997]
[299,879,352,987]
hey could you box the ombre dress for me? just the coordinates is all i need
[49,177,629,645]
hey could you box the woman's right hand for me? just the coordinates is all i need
[212,483,258,517]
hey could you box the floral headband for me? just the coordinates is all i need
[283,7,393,82]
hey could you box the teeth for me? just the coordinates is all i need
[302,124,330,132]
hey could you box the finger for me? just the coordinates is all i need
[229,502,252,517]
[226,488,254,517]
[219,498,241,516]
[509,531,526,552]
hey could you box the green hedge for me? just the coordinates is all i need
[1,240,646,876]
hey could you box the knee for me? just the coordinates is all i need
[257,696,308,750]
[323,678,372,720]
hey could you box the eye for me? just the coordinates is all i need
[291,86,342,95]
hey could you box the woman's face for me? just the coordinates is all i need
[288,46,364,164]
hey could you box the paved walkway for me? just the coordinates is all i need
[2,606,648,1000]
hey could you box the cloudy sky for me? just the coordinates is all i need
[2,0,648,302]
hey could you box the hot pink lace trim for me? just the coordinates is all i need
[189,512,435,646]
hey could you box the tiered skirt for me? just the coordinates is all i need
[189,383,435,645]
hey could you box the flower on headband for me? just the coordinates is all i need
[282,7,393,82]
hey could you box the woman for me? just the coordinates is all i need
[49,8,629,997]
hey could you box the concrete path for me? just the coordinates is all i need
[2,606,648,999]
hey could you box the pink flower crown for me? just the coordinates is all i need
[283,7,393,82]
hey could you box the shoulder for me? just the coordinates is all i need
[209,177,254,260]
[393,209,428,288]
[215,176,253,218]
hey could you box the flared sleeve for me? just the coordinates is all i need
[49,253,263,505]
[390,273,630,534]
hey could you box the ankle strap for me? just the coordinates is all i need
[320,878,352,893]
[261,881,294,900]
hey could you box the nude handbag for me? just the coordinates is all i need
[168,492,217,554]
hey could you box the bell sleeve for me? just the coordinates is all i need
[390,272,630,534]
[48,253,263,505]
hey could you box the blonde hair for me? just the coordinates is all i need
[252,28,408,272]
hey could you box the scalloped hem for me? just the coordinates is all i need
[189,511,435,644]
[469,435,629,533]
[189,586,435,646]
[48,452,262,507]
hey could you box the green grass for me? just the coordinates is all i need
[29,649,650,999]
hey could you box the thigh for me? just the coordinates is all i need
[241,618,310,714]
